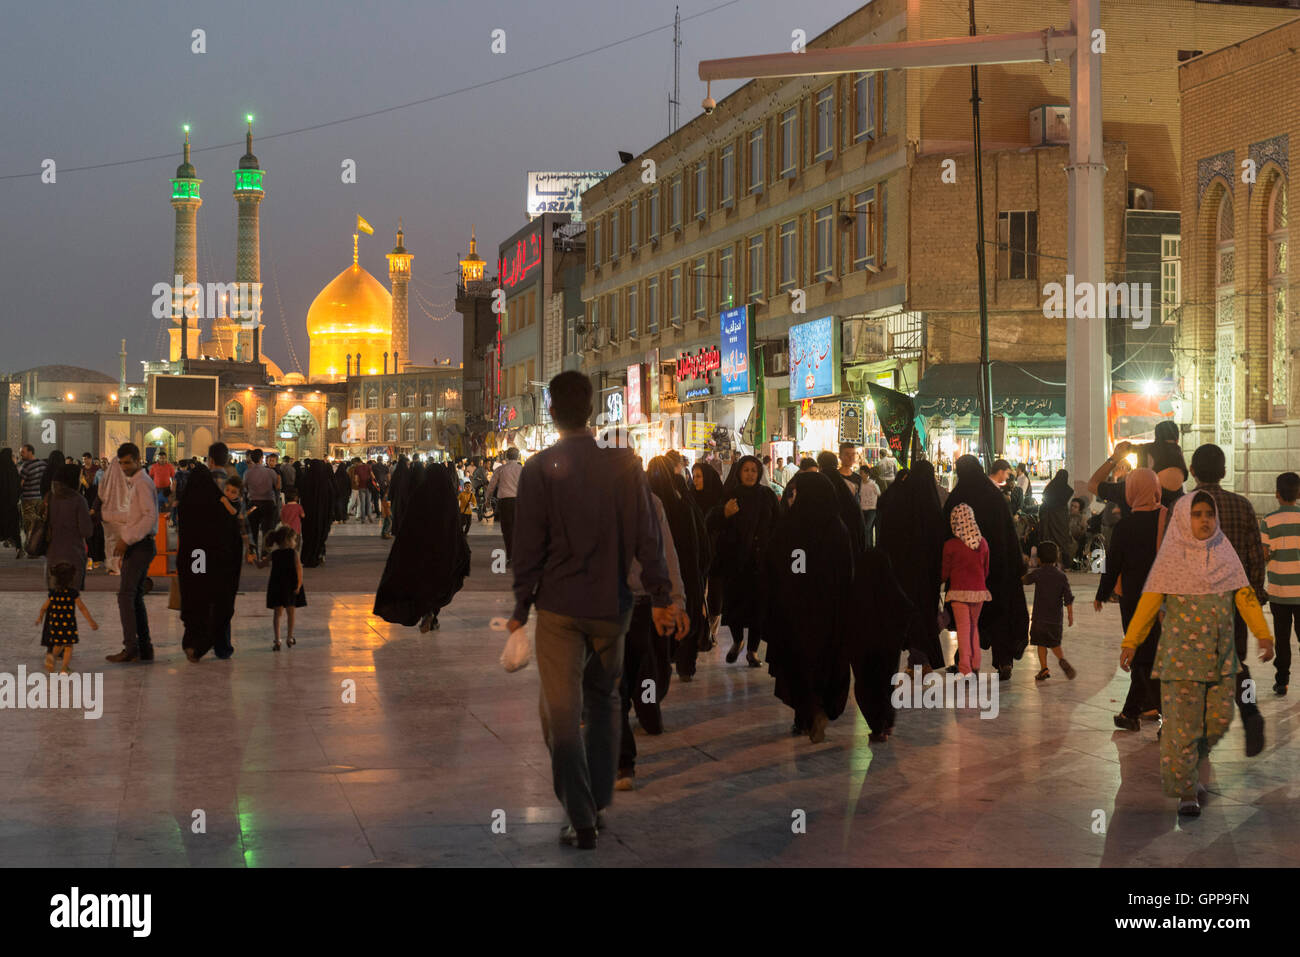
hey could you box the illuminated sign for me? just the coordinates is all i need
[719,305,751,396]
[675,346,720,382]
[606,391,624,424]
[684,387,712,400]
[526,171,612,220]
[499,226,544,291]
[788,316,839,400]
[626,364,643,426]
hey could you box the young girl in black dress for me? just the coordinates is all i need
[265,526,306,650]
[37,562,98,672]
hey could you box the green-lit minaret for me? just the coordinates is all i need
[233,114,264,363]
[169,126,201,362]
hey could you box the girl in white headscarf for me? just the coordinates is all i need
[1120,491,1274,816]
[942,504,992,675]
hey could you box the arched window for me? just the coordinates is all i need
[1214,192,1236,460]
[1270,180,1289,417]
[366,423,378,442]
[405,422,416,441]
[366,389,378,409]
[404,389,416,408]
[421,390,433,408]
[225,401,243,426]
[385,390,398,408]
[351,392,361,410]
[256,406,268,427]
[386,423,398,442]
[326,407,340,429]
[423,424,433,441]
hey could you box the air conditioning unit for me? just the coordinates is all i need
[842,318,889,362]
[1029,105,1070,146]
[1128,186,1156,211]
[769,351,789,374]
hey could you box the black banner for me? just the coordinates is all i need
[866,382,916,468]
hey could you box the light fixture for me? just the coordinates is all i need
[1143,379,1157,396]
[65,392,75,401]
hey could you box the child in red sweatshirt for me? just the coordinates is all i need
[942,504,992,675]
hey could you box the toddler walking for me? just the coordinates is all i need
[458,482,474,537]
[37,562,98,673]
[1023,540,1077,680]
[265,526,306,651]
[942,504,991,675]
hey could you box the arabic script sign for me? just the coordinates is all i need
[719,305,750,397]
[788,316,837,400]
[499,225,544,291]
[526,171,612,221]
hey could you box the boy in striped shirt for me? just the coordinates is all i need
[1261,471,1300,696]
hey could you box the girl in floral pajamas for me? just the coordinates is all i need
[1120,491,1274,816]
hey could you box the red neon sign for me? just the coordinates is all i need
[499,229,544,290]
[676,346,721,382]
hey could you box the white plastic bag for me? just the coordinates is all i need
[495,616,533,673]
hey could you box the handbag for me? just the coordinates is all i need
[24,499,50,558]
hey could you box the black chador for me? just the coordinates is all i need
[298,460,336,567]
[178,464,242,660]
[877,461,946,670]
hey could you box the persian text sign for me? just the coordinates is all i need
[499,224,544,291]
[526,171,612,221]
[719,305,751,397]
[788,316,838,400]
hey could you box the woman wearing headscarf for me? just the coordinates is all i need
[943,455,1030,680]
[1096,468,1168,731]
[706,454,779,666]
[692,461,726,650]
[878,460,946,671]
[332,461,351,523]
[298,459,336,567]
[816,451,868,559]
[178,463,243,661]
[41,449,64,498]
[943,504,992,675]
[763,471,854,742]
[1120,492,1275,816]
[374,463,470,632]
[1039,469,1075,567]
[0,448,20,549]
[648,457,709,682]
[388,454,412,535]
[45,464,92,590]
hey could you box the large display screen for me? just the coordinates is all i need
[152,374,218,414]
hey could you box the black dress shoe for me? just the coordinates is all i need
[1243,710,1265,757]
[725,638,742,664]
[1274,682,1288,696]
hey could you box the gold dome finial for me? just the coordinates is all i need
[470,225,477,255]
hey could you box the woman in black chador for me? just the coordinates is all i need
[692,462,726,651]
[374,463,469,633]
[1039,468,1075,567]
[178,464,242,662]
[387,455,412,535]
[332,461,351,523]
[298,459,336,567]
[943,454,1030,681]
[878,460,946,671]
[706,454,779,666]
[0,448,20,549]
[763,471,855,742]
[647,456,710,682]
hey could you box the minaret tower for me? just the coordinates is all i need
[458,225,486,285]
[387,219,413,372]
[168,126,202,363]
[233,114,265,364]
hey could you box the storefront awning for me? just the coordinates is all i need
[915,361,1066,420]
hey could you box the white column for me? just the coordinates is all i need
[1064,0,1108,490]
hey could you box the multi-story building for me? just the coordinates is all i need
[1178,15,1299,508]
[579,0,1299,467]
[338,367,465,459]
[456,227,497,450]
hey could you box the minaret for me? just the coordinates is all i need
[169,126,202,363]
[233,114,265,365]
[118,339,128,413]
[458,225,485,285]
[387,219,413,372]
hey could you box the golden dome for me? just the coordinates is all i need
[305,264,393,337]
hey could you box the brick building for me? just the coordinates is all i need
[339,368,464,459]
[1178,14,1299,507]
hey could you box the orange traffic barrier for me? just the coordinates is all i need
[148,510,176,578]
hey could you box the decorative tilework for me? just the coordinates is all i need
[1249,134,1289,195]
[1198,151,1235,208]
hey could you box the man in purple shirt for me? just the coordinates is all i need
[508,371,676,851]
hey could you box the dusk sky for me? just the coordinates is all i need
[0,0,863,380]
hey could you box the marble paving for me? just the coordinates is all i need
[1,553,1297,867]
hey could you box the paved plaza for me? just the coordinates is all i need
[1,521,1297,868]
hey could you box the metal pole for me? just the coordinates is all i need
[969,0,994,466]
[1065,0,1108,490]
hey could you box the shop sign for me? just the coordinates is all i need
[719,305,751,397]
[685,419,715,449]
[626,363,644,426]
[526,171,611,221]
[838,399,864,445]
[605,391,624,424]
[499,224,544,291]
[676,344,720,403]
[789,316,838,400]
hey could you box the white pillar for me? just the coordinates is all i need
[1064,0,1108,490]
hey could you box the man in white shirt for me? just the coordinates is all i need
[878,450,898,485]
[487,447,524,563]
[106,442,160,663]
[780,457,800,486]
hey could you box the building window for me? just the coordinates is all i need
[813,205,833,280]
[779,220,797,290]
[225,401,242,426]
[693,257,707,319]
[649,187,660,240]
[403,389,416,408]
[628,285,639,337]
[779,108,797,179]
[669,266,682,323]
[609,292,620,339]
[326,407,339,429]
[719,246,734,309]
[694,160,707,219]
[1269,181,1289,414]
[422,390,433,407]
[386,423,397,442]
[350,392,360,410]
[1160,235,1181,325]
[366,424,378,442]
[997,210,1038,280]
[670,175,682,229]
[405,422,416,442]
[610,209,620,259]
[628,200,639,249]
[256,405,268,427]
[814,86,834,162]
[853,187,877,269]
[385,390,397,408]
[719,144,735,209]
[1217,195,1235,287]
[647,277,659,334]
[366,389,378,409]
[854,72,875,142]
[748,127,764,194]
[591,221,602,264]
[423,424,433,441]
[747,234,764,301]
